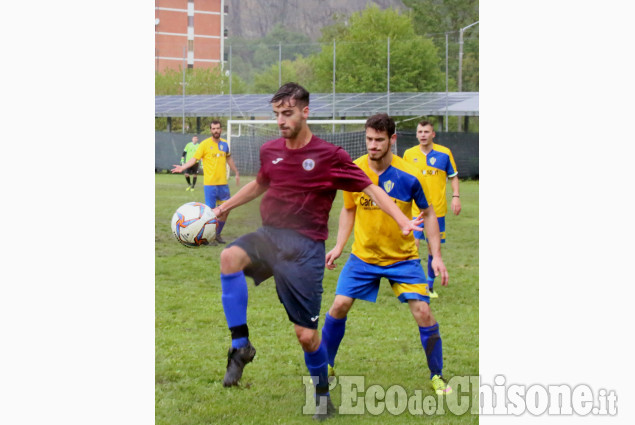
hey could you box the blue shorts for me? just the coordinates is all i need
[336,254,430,304]
[413,215,446,243]
[228,226,326,329]
[204,185,230,209]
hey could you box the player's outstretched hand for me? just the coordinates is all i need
[431,256,449,287]
[325,246,343,270]
[400,216,424,236]
[171,164,184,174]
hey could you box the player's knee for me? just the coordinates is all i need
[411,301,434,325]
[219,246,248,274]
[329,297,353,319]
[295,328,319,352]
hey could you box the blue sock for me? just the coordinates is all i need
[427,254,435,292]
[321,312,347,367]
[419,323,443,378]
[304,340,330,395]
[221,271,249,349]
[216,220,226,236]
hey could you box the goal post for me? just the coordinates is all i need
[227,119,397,176]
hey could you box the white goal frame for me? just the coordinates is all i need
[226,119,393,178]
[227,119,368,142]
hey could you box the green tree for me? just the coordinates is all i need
[402,0,479,91]
[155,67,247,96]
[224,24,320,91]
[311,5,445,93]
[252,56,315,94]
[403,0,478,35]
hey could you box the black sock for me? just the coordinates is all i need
[192,176,197,188]
[185,176,191,185]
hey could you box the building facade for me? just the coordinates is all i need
[155,0,227,73]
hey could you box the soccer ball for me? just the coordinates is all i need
[171,202,217,247]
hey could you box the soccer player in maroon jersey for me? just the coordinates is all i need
[211,83,422,420]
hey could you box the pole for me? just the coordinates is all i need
[445,32,449,132]
[182,45,186,134]
[278,43,282,87]
[229,44,232,120]
[387,37,390,115]
[332,39,336,133]
[457,21,478,131]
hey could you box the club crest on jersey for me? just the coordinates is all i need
[430,157,436,166]
[383,180,394,193]
[302,158,315,171]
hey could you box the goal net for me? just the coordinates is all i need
[227,120,397,176]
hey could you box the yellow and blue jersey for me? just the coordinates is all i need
[403,143,458,218]
[194,137,231,186]
[343,154,429,266]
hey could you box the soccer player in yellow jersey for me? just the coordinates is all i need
[403,121,461,298]
[321,113,452,395]
[172,120,240,244]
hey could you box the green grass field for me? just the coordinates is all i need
[156,173,479,424]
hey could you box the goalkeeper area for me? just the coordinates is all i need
[227,120,396,175]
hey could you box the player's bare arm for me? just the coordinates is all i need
[212,180,267,217]
[227,156,240,187]
[450,175,461,215]
[325,206,356,270]
[362,184,423,235]
[172,157,198,173]
[419,206,449,286]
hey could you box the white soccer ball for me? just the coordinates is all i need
[171,202,217,247]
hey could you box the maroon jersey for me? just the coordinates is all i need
[257,135,372,241]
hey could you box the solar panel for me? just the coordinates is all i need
[154,92,478,118]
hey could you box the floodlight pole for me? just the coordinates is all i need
[458,20,478,131]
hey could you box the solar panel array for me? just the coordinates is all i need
[155,92,478,118]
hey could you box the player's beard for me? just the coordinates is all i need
[279,123,301,140]
[368,146,391,162]
[212,131,221,139]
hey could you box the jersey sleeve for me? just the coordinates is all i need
[330,148,372,192]
[342,191,355,209]
[447,149,458,177]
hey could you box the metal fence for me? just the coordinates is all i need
[156,130,478,178]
